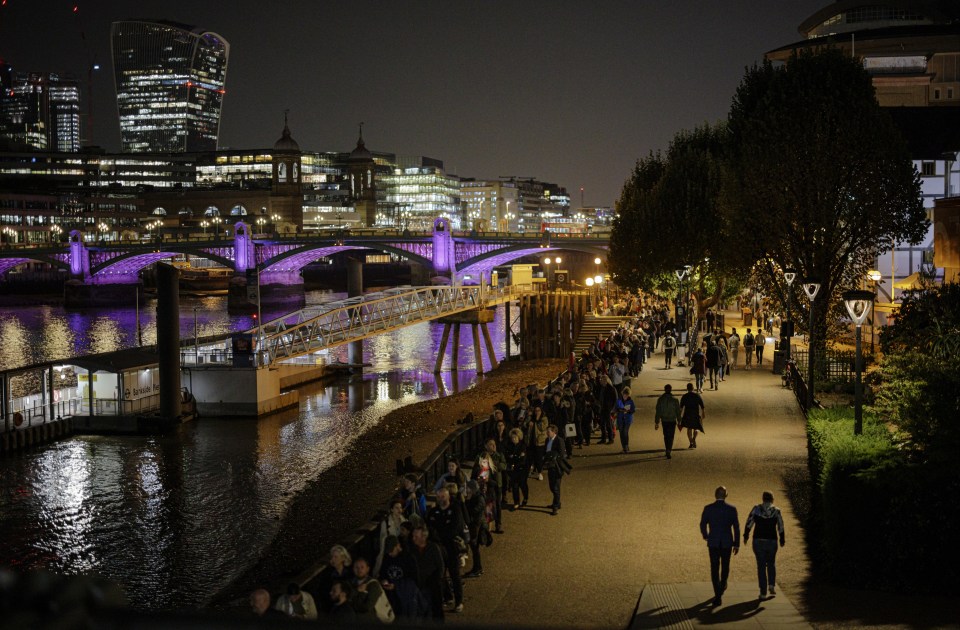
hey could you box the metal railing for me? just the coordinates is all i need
[250,285,525,364]
[793,348,873,384]
[2,399,81,433]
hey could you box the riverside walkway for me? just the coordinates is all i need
[451,334,812,628]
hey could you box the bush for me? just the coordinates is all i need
[870,351,960,463]
[806,406,960,590]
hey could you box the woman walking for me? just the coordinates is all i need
[503,428,528,509]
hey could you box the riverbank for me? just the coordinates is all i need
[213,357,566,608]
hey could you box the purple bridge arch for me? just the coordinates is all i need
[0,220,609,305]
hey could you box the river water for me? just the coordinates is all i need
[0,290,514,609]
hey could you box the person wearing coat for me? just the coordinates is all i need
[699,486,741,607]
[525,405,548,480]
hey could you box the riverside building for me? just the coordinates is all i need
[111,20,229,153]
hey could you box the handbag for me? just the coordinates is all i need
[564,422,577,438]
[373,589,396,624]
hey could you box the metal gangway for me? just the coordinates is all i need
[247,284,525,365]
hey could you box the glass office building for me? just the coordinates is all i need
[111,20,229,153]
[0,71,81,152]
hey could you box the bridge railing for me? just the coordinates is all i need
[254,284,524,364]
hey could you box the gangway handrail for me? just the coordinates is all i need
[249,285,528,365]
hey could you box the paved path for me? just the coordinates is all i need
[450,331,811,628]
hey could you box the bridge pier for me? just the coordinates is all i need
[347,258,364,369]
[433,309,498,374]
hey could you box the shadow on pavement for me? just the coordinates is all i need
[633,597,764,628]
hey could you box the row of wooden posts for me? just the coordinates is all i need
[433,291,589,373]
[516,291,589,361]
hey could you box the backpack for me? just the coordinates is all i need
[664,336,675,350]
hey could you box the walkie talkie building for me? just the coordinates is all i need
[111,20,229,153]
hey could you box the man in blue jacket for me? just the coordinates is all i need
[699,486,740,607]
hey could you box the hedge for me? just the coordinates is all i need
[806,406,959,591]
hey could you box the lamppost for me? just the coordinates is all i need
[594,274,604,312]
[843,290,874,435]
[867,269,882,355]
[212,216,223,239]
[783,268,796,362]
[586,276,596,313]
[256,217,266,233]
[51,224,62,243]
[801,279,821,410]
[200,220,209,236]
[675,266,689,336]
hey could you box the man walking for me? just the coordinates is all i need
[755,328,766,366]
[699,486,740,607]
[654,384,681,458]
[705,341,722,390]
[543,424,567,515]
[679,383,705,448]
[744,491,786,599]
[742,328,755,370]
[663,331,676,369]
[727,328,740,373]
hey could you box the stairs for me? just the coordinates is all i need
[574,314,633,354]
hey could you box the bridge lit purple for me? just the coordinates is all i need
[1,221,608,287]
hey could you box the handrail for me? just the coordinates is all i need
[251,285,527,364]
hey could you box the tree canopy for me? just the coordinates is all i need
[610,123,741,313]
[723,49,927,350]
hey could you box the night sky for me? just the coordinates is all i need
[2,1,825,207]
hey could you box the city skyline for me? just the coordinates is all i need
[1,1,825,206]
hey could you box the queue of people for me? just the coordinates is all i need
[246,303,786,624]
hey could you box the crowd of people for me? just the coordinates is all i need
[248,297,782,624]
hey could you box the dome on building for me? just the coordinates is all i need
[273,115,300,152]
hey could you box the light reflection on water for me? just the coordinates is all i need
[0,291,515,609]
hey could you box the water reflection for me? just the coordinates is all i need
[0,295,517,609]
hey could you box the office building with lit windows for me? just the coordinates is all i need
[460,178,520,232]
[111,20,229,153]
[381,158,461,230]
[0,70,81,152]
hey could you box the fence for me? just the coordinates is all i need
[2,398,81,433]
[792,348,873,384]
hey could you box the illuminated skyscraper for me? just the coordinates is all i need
[0,68,81,152]
[111,20,229,153]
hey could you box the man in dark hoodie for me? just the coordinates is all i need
[743,491,786,599]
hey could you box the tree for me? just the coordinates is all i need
[610,123,744,318]
[724,50,927,371]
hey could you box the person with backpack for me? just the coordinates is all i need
[742,328,755,370]
[743,491,786,599]
[663,331,677,369]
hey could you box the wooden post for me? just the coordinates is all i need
[452,323,461,371]
[435,323,452,373]
[481,322,499,371]
[505,300,511,361]
[472,323,484,374]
